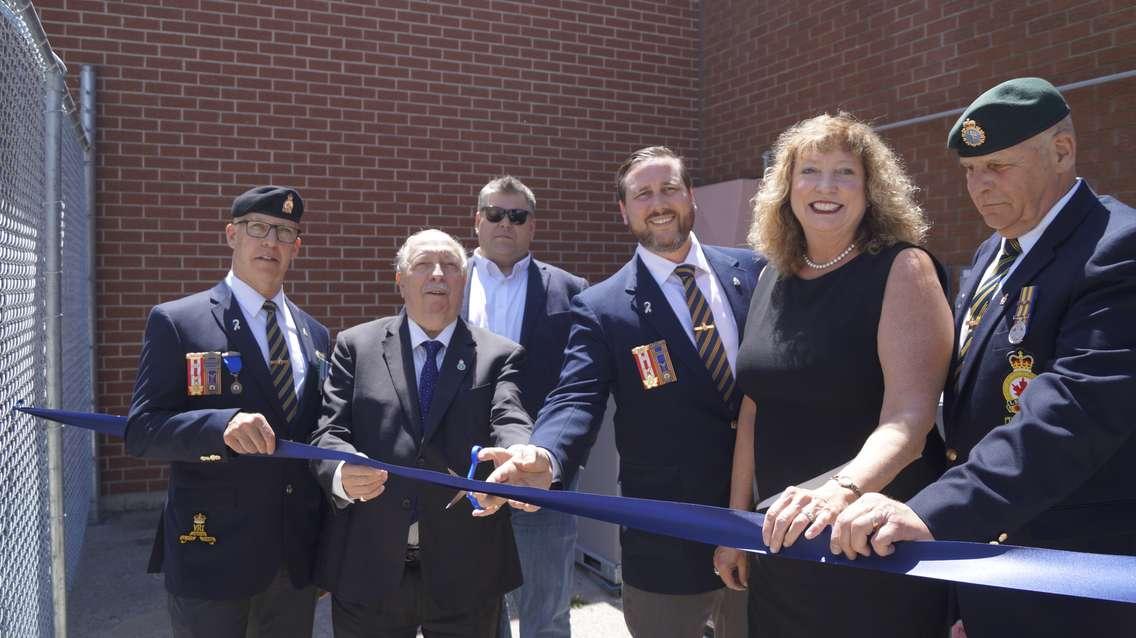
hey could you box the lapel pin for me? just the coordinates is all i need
[457,359,467,371]
[302,327,309,336]
[999,293,1009,305]
[643,301,652,314]
[232,319,241,331]
[732,276,741,287]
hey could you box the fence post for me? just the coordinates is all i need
[80,63,99,524]
[45,62,68,638]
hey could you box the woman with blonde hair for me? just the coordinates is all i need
[714,113,954,636]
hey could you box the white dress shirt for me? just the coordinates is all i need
[958,178,1081,352]
[635,233,741,374]
[466,250,531,343]
[224,270,305,395]
[332,318,458,546]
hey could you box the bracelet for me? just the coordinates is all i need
[830,475,864,497]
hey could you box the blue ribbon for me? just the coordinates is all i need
[14,406,1136,604]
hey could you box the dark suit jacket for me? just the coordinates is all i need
[310,314,532,609]
[909,181,1136,550]
[529,245,763,595]
[125,281,329,600]
[462,257,588,418]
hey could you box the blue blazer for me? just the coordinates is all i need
[125,281,330,600]
[530,245,763,595]
[462,257,589,419]
[909,182,1136,549]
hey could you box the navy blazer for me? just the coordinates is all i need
[125,281,329,600]
[462,257,588,419]
[909,182,1136,549]
[309,314,531,608]
[530,245,763,595]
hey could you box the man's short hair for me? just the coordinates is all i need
[394,229,468,274]
[478,176,536,212]
[615,146,692,203]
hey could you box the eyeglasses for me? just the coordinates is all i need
[236,220,301,243]
[479,206,531,225]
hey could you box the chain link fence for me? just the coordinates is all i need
[0,1,96,636]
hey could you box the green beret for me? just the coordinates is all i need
[231,186,304,221]
[948,77,1070,157]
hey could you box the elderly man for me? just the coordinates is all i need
[462,176,587,638]
[832,78,1136,635]
[480,147,762,637]
[125,186,329,637]
[310,229,532,637]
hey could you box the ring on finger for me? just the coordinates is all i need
[802,507,816,523]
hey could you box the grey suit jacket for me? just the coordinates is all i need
[310,312,531,608]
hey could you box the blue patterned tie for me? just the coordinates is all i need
[418,340,443,425]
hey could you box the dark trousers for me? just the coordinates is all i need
[168,567,317,638]
[332,562,502,638]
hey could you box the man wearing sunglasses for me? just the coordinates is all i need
[462,176,587,638]
[125,186,331,637]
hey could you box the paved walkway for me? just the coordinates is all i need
[68,509,631,637]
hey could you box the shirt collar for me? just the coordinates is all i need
[225,270,287,318]
[471,250,532,280]
[635,232,710,288]
[406,317,457,350]
[1013,178,1082,254]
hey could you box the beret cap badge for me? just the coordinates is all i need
[283,194,295,215]
[961,119,986,147]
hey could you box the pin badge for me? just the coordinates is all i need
[732,276,741,287]
[999,293,1009,306]
[302,327,309,336]
[643,301,652,314]
[456,359,467,371]
[232,319,241,331]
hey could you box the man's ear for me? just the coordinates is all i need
[1052,130,1076,171]
[618,200,628,226]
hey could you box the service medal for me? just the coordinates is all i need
[1007,286,1036,345]
[186,353,206,396]
[631,340,678,390]
[222,351,243,394]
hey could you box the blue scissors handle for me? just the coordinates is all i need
[465,445,483,510]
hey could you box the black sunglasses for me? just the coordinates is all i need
[480,206,531,225]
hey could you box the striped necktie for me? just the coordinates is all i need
[958,238,1022,363]
[673,265,735,406]
[263,300,299,423]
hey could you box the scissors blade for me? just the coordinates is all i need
[444,467,467,510]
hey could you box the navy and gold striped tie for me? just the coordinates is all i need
[263,300,299,423]
[673,265,735,406]
[958,238,1022,363]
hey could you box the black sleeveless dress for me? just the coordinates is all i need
[735,242,948,637]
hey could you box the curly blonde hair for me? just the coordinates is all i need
[748,112,929,274]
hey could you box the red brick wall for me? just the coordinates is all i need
[702,0,1135,277]
[36,0,701,497]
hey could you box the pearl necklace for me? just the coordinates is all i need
[804,242,856,270]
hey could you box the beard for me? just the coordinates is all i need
[632,205,696,254]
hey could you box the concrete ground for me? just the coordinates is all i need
[68,509,631,638]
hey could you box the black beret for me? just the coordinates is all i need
[948,77,1070,157]
[230,186,304,221]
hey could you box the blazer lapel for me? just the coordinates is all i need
[383,314,423,440]
[518,260,549,348]
[702,247,751,331]
[209,283,283,424]
[950,237,999,396]
[287,300,320,429]
[422,319,475,443]
[627,258,713,390]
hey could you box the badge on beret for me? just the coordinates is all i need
[961,119,986,147]
[186,352,223,396]
[178,512,217,545]
[631,340,677,390]
[283,194,295,215]
[1002,350,1036,416]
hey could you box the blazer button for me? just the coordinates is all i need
[945,448,959,462]
[284,484,293,495]
[401,497,412,510]
[997,532,1008,543]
